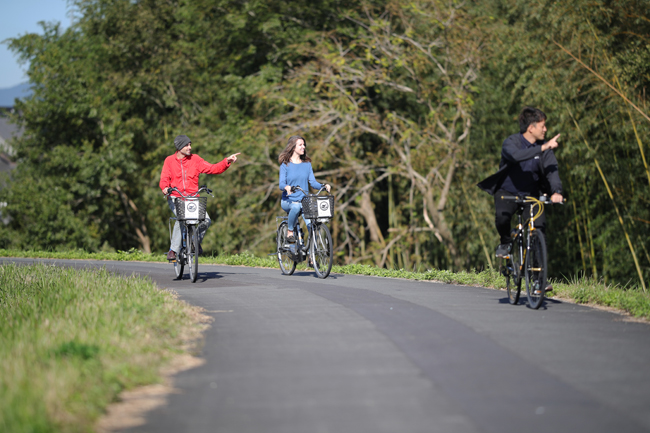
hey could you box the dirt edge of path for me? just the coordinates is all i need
[95,292,213,433]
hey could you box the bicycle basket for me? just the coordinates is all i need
[175,197,208,221]
[301,195,334,219]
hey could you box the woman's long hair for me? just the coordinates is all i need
[278,135,311,165]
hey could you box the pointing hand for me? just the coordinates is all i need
[543,134,560,151]
[227,153,241,163]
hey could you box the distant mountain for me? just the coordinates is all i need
[0,83,32,107]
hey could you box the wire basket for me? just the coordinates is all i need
[301,195,334,219]
[175,197,208,221]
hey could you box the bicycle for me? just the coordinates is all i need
[166,185,213,283]
[500,194,563,309]
[276,186,334,279]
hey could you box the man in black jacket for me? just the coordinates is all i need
[478,107,564,259]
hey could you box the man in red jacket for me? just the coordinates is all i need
[160,134,240,261]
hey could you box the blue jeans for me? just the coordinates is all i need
[281,199,311,232]
[168,197,211,253]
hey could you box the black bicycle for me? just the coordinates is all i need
[276,186,334,279]
[500,195,562,309]
[167,186,212,283]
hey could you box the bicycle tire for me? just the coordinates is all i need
[311,223,333,279]
[525,229,547,309]
[277,221,296,275]
[506,234,523,305]
[174,248,184,280]
[188,226,199,283]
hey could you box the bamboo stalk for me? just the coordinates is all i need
[593,158,646,291]
[569,112,647,292]
[460,180,493,270]
[555,27,650,187]
[638,235,650,270]
[584,199,598,278]
[570,190,587,274]
[622,104,650,187]
[553,40,650,124]
[579,19,650,187]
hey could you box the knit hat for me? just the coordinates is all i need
[174,135,191,151]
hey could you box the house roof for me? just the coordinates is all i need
[0,152,15,174]
[0,110,21,156]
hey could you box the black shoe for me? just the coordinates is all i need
[495,243,512,258]
[286,234,296,243]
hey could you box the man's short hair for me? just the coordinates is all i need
[519,107,546,133]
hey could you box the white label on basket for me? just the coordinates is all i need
[184,200,199,220]
[317,198,332,217]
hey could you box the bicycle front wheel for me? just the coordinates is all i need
[277,221,296,275]
[188,226,199,283]
[311,223,333,279]
[506,235,523,305]
[174,248,184,280]
[525,229,548,309]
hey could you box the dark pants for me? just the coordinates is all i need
[494,189,546,244]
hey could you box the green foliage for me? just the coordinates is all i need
[468,0,650,287]
[0,263,202,433]
[1,0,648,288]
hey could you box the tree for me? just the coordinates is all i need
[250,0,483,270]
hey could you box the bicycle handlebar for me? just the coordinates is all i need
[165,185,214,199]
[289,185,329,195]
[500,194,566,205]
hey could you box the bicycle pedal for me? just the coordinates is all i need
[169,259,177,263]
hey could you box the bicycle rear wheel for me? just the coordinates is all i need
[311,223,333,279]
[505,235,522,305]
[277,221,296,275]
[525,230,547,309]
[188,226,199,283]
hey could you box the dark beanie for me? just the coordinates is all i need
[174,135,191,151]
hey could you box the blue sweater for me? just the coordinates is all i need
[279,162,323,202]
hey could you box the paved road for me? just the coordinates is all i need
[3,258,650,432]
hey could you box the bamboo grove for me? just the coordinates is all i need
[2,0,649,288]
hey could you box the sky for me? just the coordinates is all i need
[0,0,72,89]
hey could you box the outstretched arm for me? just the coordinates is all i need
[502,134,561,163]
[200,153,241,175]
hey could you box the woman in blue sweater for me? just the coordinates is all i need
[278,135,331,243]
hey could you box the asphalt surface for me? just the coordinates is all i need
[3,258,650,433]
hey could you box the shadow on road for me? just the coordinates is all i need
[498,295,563,310]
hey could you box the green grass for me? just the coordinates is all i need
[1,248,649,320]
[0,263,206,433]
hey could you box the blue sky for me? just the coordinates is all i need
[0,0,71,89]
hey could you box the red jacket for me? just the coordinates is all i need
[159,153,231,197]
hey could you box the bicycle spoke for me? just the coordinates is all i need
[311,224,333,279]
[277,222,296,275]
[525,230,547,309]
[506,235,522,305]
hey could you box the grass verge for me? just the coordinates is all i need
[0,263,207,433]
[1,248,648,321]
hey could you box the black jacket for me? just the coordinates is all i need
[477,133,563,196]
